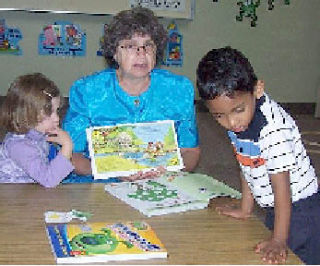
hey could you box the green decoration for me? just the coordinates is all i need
[212,0,291,27]
[236,0,261,27]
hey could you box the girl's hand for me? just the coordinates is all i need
[255,238,288,264]
[215,204,252,219]
[47,128,71,147]
[120,166,166,182]
[47,128,73,160]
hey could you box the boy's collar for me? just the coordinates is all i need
[233,94,267,142]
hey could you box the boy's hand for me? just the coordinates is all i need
[255,238,288,264]
[120,166,166,182]
[215,203,251,219]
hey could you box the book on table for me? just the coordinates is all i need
[86,120,184,180]
[46,221,167,264]
[105,172,242,217]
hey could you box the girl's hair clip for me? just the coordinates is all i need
[43,90,53,98]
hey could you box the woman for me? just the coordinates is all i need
[63,7,200,178]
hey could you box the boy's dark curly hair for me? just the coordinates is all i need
[104,7,168,68]
[196,46,258,100]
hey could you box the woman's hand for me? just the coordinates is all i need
[255,238,288,264]
[120,166,166,182]
[215,203,252,220]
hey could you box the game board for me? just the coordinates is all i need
[105,172,241,217]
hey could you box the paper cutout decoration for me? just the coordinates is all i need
[0,19,22,55]
[86,120,184,180]
[97,24,108,56]
[163,21,183,66]
[38,21,86,56]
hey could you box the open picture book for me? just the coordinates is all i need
[105,172,241,217]
[86,120,184,179]
[46,221,167,264]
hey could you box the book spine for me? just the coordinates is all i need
[46,224,72,259]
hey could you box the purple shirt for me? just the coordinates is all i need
[0,129,74,187]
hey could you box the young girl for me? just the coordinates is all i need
[0,73,74,187]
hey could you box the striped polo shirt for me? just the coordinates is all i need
[228,93,318,207]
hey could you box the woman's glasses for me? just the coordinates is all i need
[119,43,156,54]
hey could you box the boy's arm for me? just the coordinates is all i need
[270,171,291,243]
[216,172,254,219]
[239,172,255,216]
[255,171,291,263]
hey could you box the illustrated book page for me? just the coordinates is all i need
[158,172,242,201]
[86,120,184,179]
[105,172,241,217]
[46,221,167,264]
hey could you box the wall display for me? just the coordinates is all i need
[0,19,22,55]
[0,0,194,19]
[163,21,183,67]
[130,0,185,12]
[96,24,107,57]
[38,21,86,56]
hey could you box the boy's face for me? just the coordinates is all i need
[206,84,264,133]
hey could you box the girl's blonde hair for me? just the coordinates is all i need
[0,73,61,134]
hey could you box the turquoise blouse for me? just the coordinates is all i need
[63,68,199,154]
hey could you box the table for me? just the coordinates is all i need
[0,183,301,264]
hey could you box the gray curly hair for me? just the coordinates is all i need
[104,7,168,68]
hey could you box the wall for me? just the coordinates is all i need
[0,0,319,102]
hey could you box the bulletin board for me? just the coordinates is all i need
[0,0,194,19]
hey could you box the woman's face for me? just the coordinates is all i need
[115,33,156,80]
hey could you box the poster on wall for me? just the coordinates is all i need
[130,0,186,11]
[163,21,183,67]
[38,21,86,56]
[96,24,108,56]
[0,19,23,55]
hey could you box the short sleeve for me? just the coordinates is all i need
[260,125,297,174]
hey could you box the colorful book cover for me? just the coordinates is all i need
[104,172,241,217]
[46,221,167,264]
[86,120,184,180]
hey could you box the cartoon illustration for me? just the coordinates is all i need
[87,121,184,179]
[0,19,23,55]
[163,22,183,66]
[46,221,167,262]
[38,21,86,56]
[70,227,133,255]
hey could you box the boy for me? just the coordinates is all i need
[196,46,320,264]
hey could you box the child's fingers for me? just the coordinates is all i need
[256,241,287,264]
